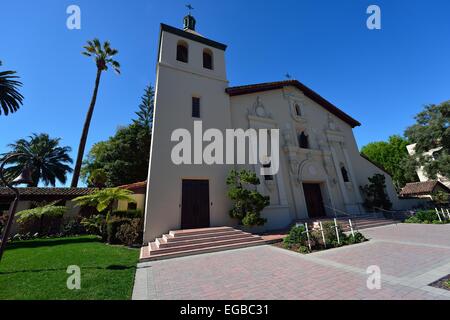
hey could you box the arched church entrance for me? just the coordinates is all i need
[298,160,329,219]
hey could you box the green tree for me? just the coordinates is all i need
[133,84,154,133]
[0,60,24,116]
[71,39,120,187]
[226,169,269,227]
[361,135,419,190]
[405,101,450,179]
[432,190,449,206]
[81,123,151,187]
[2,133,73,187]
[16,202,67,235]
[87,168,108,188]
[360,174,393,211]
[73,187,136,221]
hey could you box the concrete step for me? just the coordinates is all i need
[169,226,234,237]
[139,227,269,262]
[140,239,267,262]
[156,232,256,248]
[150,235,263,256]
[163,229,243,242]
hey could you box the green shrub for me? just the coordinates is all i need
[321,221,346,247]
[346,232,367,244]
[111,209,142,219]
[298,246,309,254]
[61,218,86,236]
[283,225,308,249]
[415,210,440,223]
[106,217,131,244]
[405,210,447,224]
[405,216,422,224]
[227,169,269,227]
[283,222,365,253]
[16,204,66,236]
[81,214,106,239]
[116,218,143,247]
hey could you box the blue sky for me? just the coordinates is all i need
[1,0,450,186]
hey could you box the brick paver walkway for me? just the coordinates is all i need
[133,224,450,300]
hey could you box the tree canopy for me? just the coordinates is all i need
[404,101,450,180]
[81,123,151,187]
[133,85,154,133]
[361,135,418,190]
[2,133,73,187]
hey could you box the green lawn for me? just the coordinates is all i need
[0,236,139,300]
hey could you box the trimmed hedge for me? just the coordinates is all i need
[111,209,142,219]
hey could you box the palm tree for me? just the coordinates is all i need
[71,39,120,187]
[2,133,73,187]
[0,60,24,116]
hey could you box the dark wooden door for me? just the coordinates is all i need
[303,183,326,218]
[181,180,210,229]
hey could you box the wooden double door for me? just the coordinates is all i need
[181,180,210,229]
[303,183,326,218]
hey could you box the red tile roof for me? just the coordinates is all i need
[0,187,97,201]
[400,181,450,197]
[226,80,361,128]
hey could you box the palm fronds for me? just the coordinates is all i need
[82,38,121,74]
[0,60,24,116]
[2,133,73,186]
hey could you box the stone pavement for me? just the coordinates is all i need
[132,223,450,300]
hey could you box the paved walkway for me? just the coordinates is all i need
[132,224,450,300]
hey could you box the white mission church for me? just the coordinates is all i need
[143,15,412,244]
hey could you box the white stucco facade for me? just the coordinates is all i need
[143,19,411,243]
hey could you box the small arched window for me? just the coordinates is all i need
[298,132,309,149]
[203,49,213,69]
[176,41,188,63]
[294,103,302,117]
[341,166,350,182]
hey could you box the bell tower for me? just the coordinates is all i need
[183,14,196,31]
[143,14,233,243]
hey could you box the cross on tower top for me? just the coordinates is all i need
[186,4,194,15]
[183,5,197,31]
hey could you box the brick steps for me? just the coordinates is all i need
[140,227,266,262]
[157,232,257,248]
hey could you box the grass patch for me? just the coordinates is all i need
[429,274,450,292]
[0,236,139,300]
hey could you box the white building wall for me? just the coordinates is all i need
[143,22,417,243]
[144,28,235,243]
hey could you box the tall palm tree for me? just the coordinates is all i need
[0,60,24,116]
[2,133,73,187]
[71,39,120,187]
